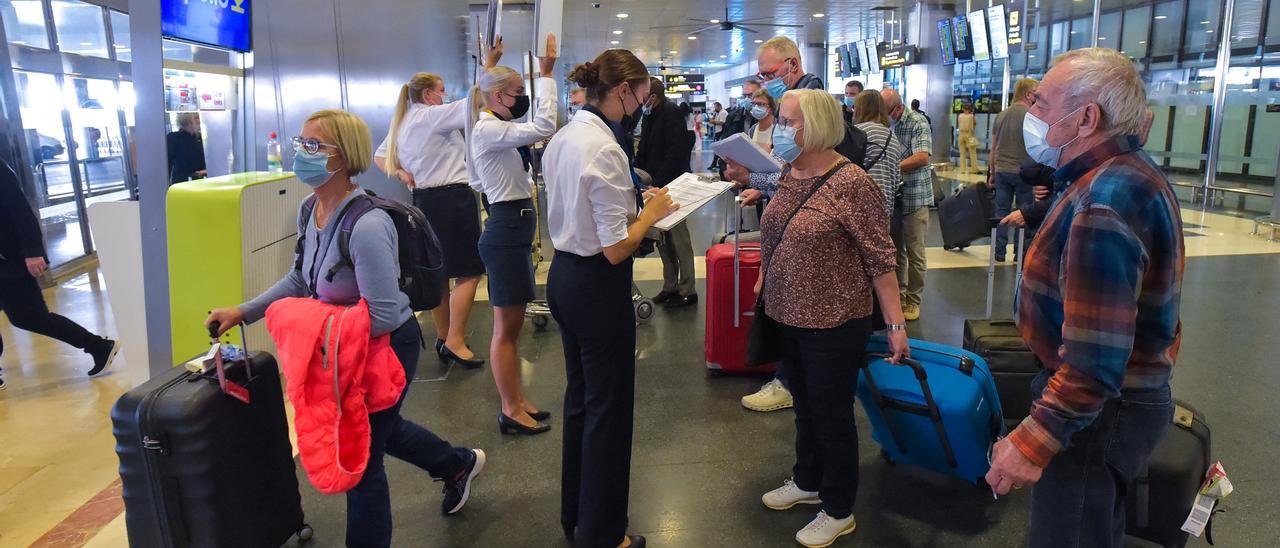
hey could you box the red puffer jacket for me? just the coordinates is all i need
[265,297,406,494]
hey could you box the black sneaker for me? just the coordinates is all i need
[441,449,485,515]
[664,294,699,309]
[88,338,120,377]
[651,291,676,305]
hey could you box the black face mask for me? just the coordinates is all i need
[621,114,639,133]
[504,94,531,119]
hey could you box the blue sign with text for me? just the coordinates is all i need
[161,0,252,52]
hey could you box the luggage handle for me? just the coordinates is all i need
[985,226,1025,320]
[203,323,254,404]
[861,353,958,469]
[206,322,254,379]
[732,195,744,328]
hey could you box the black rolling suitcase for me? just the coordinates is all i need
[937,183,996,250]
[963,227,1042,429]
[111,329,311,547]
[1127,400,1214,548]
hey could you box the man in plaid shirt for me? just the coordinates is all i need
[985,48,1185,548]
[882,89,932,321]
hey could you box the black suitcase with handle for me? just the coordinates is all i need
[937,183,997,250]
[111,331,311,548]
[1126,400,1213,548]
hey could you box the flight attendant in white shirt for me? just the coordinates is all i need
[467,34,559,436]
[543,49,678,548]
[374,48,504,371]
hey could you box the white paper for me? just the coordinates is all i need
[532,0,562,57]
[652,174,735,231]
[1180,493,1216,537]
[711,133,783,173]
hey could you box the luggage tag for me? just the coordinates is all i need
[203,323,252,404]
[1182,461,1232,538]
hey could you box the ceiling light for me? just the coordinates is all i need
[1155,15,1168,20]
[1139,40,1147,44]
[13,40,26,45]
[1201,20,1211,24]
[814,13,825,18]
[720,54,727,58]
[610,40,620,45]
[710,19,721,24]
[1207,30,1214,33]
[688,36,698,40]
[754,39,764,43]
[612,30,623,35]
[1098,37,1107,40]
[670,50,678,54]
[80,41,93,46]
[616,13,629,19]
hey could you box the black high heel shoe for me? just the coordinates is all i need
[440,345,485,370]
[434,339,446,360]
[498,413,550,435]
[527,409,551,421]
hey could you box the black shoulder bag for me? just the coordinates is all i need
[746,161,847,367]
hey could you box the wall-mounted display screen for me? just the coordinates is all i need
[835,44,850,77]
[937,18,956,65]
[1007,5,1024,48]
[987,4,1009,59]
[967,10,990,62]
[863,38,880,74]
[952,15,974,62]
[844,42,861,75]
[879,45,919,69]
[161,0,252,52]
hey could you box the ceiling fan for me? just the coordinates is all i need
[649,4,805,35]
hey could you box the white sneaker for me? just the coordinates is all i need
[762,478,820,510]
[741,378,793,412]
[795,511,857,547]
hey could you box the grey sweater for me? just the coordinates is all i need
[239,189,411,337]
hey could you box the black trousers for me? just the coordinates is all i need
[548,251,636,547]
[778,316,873,519]
[0,270,99,358]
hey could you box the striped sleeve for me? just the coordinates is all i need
[1008,204,1146,467]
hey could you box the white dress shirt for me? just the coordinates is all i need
[374,100,468,189]
[543,109,636,257]
[469,76,558,203]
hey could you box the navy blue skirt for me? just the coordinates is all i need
[413,185,485,279]
[478,198,536,307]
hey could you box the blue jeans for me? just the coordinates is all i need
[347,319,471,548]
[994,172,1036,260]
[1028,371,1173,548]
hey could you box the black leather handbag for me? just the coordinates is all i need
[746,162,844,367]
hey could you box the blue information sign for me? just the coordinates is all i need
[161,0,252,52]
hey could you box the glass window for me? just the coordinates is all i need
[1122,6,1152,59]
[110,10,129,62]
[1267,0,1280,46]
[1230,0,1262,50]
[1,0,50,48]
[1070,17,1092,50]
[1050,21,1069,59]
[1097,12,1121,50]
[1183,0,1222,55]
[1151,1,1183,57]
[52,0,109,58]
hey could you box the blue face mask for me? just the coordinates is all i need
[764,78,788,99]
[843,96,855,107]
[772,124,802,163]
[642,105,652,116]
[750,105,768,120]
[293,148,338,187]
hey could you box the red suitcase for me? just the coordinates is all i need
[704,225,777,375]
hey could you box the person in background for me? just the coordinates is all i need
[881,88,931,323]
[723,35,829,414]
[0,158,119,390]
[987,78,1039,261]
[705,101,728,169]
[747,89,777,150]
[910,99,932,127]
[166,112,206,184]
[755,89,907,548]
[852,90,903,219]
[544,48,679,548]
[984,49,1185,548]
[375,50,501,372]
[569,87,587,117]
[636,77,698,309]
[957,103,980,175]
[724,80,762,139]
[1000,159,1055,231]
[467,34,559,436]
[681,102,696,151]
[207,110,484,547]
[842,80,864,124]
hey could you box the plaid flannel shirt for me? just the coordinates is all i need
[1009,135,1185,468]
[891,110,933,214]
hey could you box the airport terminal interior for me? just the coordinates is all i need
[1,0,1279,546]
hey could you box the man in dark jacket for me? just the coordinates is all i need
[635,78,697,308]
[0,158,118,388]
[166,112,206,184]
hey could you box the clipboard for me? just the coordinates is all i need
[711,133,783,173]
[532,0,562,57]
[486,0,503,49]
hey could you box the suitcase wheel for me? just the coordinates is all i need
[634,298,655,324]
[531,315,549,329]
[297,524,314,543]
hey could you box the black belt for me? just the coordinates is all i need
[414,183,470,193]
[488,198,535,218]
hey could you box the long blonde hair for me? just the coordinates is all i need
[384,72,442,174]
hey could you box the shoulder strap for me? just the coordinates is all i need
[325,194,377,284]
[863,131,894,172]
[294,195,319,272]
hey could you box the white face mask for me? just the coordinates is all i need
[1023,106,1084,168]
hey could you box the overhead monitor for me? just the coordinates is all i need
[854,39,872,76]
[967,10,990,62]
[952,15,974,62]
[863,38,880,73]
[937,18,956,66]
[1007,4,1024,49]
[161,0,252,52]
[844,42,861,75]
[987,5,1009,59]
[879,45,919,69]
[835,44,849,77]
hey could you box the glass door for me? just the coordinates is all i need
[14,69,87,267]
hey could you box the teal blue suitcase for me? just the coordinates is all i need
[858,336,1005,485]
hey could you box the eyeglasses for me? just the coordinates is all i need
[756,58,792,80]
[291,136,339,154]
[776,114,801,130]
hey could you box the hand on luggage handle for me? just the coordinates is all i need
[204,321,255,381]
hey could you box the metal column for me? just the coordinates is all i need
[129,0,175,375]
[1203,0,1236,205]
[1091,0,1102,48]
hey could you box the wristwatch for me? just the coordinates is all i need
[886,323,908,332]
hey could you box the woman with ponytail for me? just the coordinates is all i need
[374,47,502,371]
[466,34,559,436]
[543,49,678,548]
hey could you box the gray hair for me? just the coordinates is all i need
[1051,48,1147,137]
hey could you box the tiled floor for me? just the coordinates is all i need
[2,168,1278,547]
